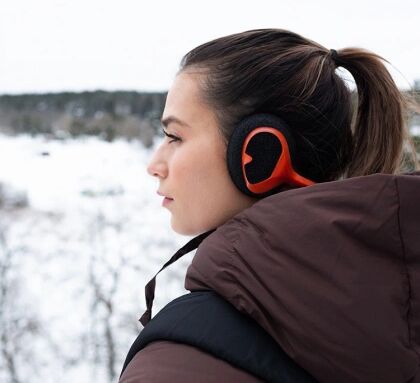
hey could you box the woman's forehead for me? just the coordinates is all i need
[163,73,216,129]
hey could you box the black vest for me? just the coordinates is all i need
[120,291,317,383]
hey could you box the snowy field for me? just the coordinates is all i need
[0,133,193,383]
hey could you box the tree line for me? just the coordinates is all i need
[0,91,167,147]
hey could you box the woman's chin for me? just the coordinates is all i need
[170,218,211,237]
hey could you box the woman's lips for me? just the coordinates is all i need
[162,197,174,206]
[157,191,173,206]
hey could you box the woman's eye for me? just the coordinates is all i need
[162,129,181,143]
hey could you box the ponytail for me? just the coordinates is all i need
[333,48,419,176]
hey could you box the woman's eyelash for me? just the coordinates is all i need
[162,128,181,143]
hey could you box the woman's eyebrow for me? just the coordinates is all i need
[161,116,191,129]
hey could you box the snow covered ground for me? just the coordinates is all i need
[0,134,193,383]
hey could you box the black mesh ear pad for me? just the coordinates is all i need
[226,113,298,198]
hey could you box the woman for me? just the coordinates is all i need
[120,29,420,382]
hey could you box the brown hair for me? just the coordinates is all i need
[179,28,418,182]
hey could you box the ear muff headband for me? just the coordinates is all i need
[242,127,315,194]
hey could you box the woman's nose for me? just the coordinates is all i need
[147,148,168,179]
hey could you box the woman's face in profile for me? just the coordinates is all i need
[147,71,257,236]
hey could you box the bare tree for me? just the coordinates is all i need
[86,211,130,382]
[0,221,40,383]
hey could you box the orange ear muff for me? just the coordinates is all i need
[242,127,315,194]
[226,113,315,198]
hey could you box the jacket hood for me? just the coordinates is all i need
[185,172,420,383]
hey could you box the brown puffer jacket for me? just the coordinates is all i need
[120,172,420,383]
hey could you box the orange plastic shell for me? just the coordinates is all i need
[241,127,315,194]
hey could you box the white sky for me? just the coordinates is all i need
[0,0,419,94]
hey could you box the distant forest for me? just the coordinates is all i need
[0,91,166,147]
[0,90,419,151]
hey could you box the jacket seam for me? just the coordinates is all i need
[215,227,253,315]
[226,221,269,319]
[228,247,251,316]
[227,232,244,310]
[394,176,420,364]
[205,228,245,310]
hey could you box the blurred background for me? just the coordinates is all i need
[0,1,419,382]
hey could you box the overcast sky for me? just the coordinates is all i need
[0,0,419,94]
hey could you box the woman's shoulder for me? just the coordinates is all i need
[185,171,420,383]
